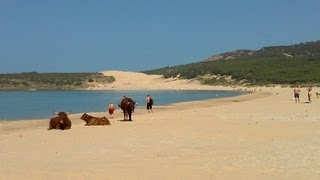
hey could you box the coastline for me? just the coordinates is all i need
[1,71,320,179]
[0,89,266,134]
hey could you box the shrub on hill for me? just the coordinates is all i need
[143,40,320,86]
[0,72,115,90]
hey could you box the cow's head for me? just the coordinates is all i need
[80,113,90,120]
[55,112,69,118]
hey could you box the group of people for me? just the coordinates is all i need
[106,95,154,118]
[293,85,312,103]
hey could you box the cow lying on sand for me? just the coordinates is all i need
[48,112,72,130]
[80,113,111,126]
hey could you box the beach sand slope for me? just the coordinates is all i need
[1,71,320,179]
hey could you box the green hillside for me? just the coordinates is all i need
[143,41,320,86]
[0,72,115,90]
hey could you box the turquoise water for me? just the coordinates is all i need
[0,90,245,121]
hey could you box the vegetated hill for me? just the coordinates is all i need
[203,50,255,62]
[142,40,320,86]
[0,72,115,90]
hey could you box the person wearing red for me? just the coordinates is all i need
[108,101,115,118]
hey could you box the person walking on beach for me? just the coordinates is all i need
[307,86,312,103]
[293,85,301,103]
[146,94,153,113]
[108,101,115,118]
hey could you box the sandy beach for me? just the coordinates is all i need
[1,71,320,180]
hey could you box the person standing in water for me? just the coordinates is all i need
[146,95,153,113]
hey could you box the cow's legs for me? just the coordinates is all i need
[124,111,129,120]
[128,112,132,121]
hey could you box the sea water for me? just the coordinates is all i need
[0,90,245,121]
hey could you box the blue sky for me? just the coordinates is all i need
[1,0,319,73]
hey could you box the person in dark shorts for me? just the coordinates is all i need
[293,85,300,103]
[146,94,153,113]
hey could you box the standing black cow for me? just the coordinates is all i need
[48,112,72,130]
[119,97,136,121]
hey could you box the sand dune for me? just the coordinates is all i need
[92,70,223,90]
[1,71,320,180]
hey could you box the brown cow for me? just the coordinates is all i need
[80,113,111,126]
[48,112,72,130]
[119,97,136,121]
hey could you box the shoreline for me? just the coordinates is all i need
[0,81,253,122]
[0,89,266,135]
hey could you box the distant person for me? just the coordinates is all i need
[108,101,115,118]
[308,86,312,103]
[293,85,301,103]
[146,94,153,113]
